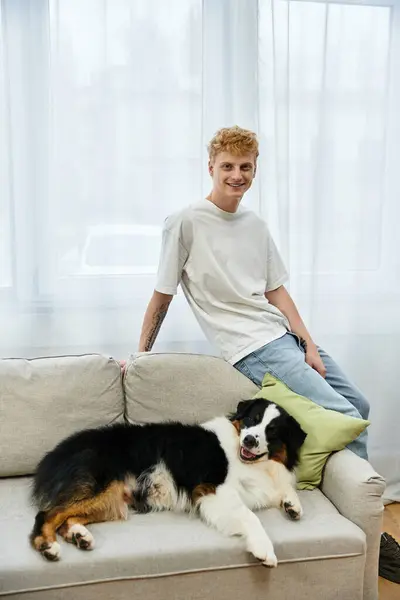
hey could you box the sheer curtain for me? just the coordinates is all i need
[258,0,400,501]
[1,0,399,499]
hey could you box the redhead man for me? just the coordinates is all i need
[139,125,369,458]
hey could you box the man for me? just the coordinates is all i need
[139,125,369,459]
[138,125,399,581]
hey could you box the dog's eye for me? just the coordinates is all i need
[243,415,262,427]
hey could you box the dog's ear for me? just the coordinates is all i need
[280,413,307,469]
[230,399,257,422]
[284,414,307,448]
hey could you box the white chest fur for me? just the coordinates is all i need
[231,459,293,510]
[202,417,293,511]
[199,417,302,569]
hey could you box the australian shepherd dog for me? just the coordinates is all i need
[30,398,306,567]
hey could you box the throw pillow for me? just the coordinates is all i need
[253,373,370,490]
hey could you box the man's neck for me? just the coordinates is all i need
[206,192,241,213]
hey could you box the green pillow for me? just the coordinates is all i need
[253,373,370,490]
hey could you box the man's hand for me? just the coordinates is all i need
[304,344,327,378]
[265,286,326,379]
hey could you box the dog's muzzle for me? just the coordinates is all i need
[240,435,267,462]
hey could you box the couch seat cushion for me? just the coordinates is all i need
[0,477,365,596]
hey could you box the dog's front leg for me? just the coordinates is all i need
[270,460,303,520]
[197,483,277,567]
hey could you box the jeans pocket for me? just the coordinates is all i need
[234,360,261,387]
[287,331,303,349]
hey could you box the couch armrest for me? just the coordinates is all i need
[321,449,386,600]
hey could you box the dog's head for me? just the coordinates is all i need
[230,398,306,470]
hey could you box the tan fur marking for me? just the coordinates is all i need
[231,420,241,434]
[270,445,288,466]
[192,483,217,505]
[32,481,129,552]
[57,516,90,539]
[32,536,43,551]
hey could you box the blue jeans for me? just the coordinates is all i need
[234,333,370,460]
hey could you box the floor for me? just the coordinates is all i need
[379,503,400,599]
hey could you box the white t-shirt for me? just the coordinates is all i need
[155,199,290,364]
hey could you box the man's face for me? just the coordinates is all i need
[209,152,256,200]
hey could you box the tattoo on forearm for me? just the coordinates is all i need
[144,303,170,352]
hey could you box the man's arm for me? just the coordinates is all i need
[138,291,173,352]
[265,285,326,378]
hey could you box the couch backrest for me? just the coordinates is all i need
[124,352,259,424]
[0,354,124,477]
[0,351,259,478]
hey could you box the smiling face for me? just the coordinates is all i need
[230,398,307,470]
[208,151,256,206]
[238,402,281,462]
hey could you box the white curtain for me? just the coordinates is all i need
[258,0,400,501]
[1,0,399,500]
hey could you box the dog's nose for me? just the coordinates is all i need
[243,435,258,449]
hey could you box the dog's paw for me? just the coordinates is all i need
[68,524,95,550]
[283,500,302,521]
[247,534,278,568]
[262,551,278,568]
[40,541,61,561]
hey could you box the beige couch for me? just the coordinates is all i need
[0,352,386,600]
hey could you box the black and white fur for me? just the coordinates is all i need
[30,398,306,566]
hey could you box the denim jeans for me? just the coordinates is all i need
[234,332,370,460]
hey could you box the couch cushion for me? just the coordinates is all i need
[124,352,259,423]
[0,477,365,596]
[0,354,124,477]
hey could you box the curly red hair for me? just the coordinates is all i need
[207,126,259,162]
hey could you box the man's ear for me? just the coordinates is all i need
[208,160,213,176]
[230,399,256,422]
